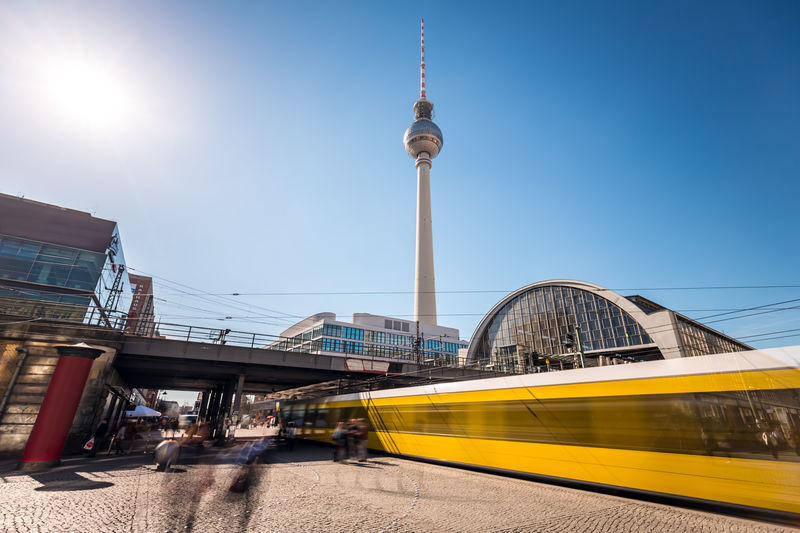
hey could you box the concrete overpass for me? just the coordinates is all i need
[117,334,494,393]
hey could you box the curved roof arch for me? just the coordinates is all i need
[466,279,662,362]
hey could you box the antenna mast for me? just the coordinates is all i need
[420,18,426,100]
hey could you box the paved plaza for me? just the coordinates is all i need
[0,440,795,533]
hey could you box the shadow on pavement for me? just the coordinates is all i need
[348,462,381,468]
[32,470,114,492]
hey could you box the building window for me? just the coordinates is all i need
[342,326,364,340]
[321,338,341,352]
[343,341,363,354]
[322,324,342,338]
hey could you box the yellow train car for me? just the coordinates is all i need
[284,346,800,519]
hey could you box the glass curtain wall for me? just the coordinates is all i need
[472,286,653,371]
[0,230,131,326]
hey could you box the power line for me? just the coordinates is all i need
[738,328,800,340]
[704,305,800,325]
[113,284,800,298]
[745,333,800,343]
[692,297,800,321]
[127,267,301,326]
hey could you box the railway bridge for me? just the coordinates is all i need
[0,316,495,460]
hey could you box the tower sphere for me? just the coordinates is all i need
[404,118,443,159]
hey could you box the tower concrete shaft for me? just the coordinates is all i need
[414,154,436,325]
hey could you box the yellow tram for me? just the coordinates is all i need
[284,347,800,517]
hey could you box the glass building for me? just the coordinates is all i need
[269,312,468,365]
[0,193,132,326]
[467,280,750,372]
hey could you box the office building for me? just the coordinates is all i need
[271,312,467,365]
[0,193,132,326]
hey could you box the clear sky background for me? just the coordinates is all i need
[1,1,799,403]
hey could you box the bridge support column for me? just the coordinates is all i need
[214,381,234,444]
[232,374,245,418]
[221,381,234,420]
[18,344,104,471]
[199,390,210,420]
[207,386,221,423]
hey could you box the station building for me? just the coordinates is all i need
[467,280,751,372]
[270,312,467,366]
[0,193,132,326]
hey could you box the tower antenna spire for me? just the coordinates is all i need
[420,18,426,100]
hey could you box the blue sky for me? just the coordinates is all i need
[1,0,799,369]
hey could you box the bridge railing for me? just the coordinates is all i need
[152,322,288,349]
[142,322,507,372]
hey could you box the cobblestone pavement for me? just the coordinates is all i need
[0,442,795,533]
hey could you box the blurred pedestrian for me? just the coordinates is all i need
[332,421,347,461]
[87,418,108,457]
[347,419,359,459]
[114,423,129,455]
[286,421,297,451]
[356,418,369,461]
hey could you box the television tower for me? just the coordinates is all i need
[404,18,443,326]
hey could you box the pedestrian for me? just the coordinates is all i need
[332,421,346,461]
[347,419,359,460]
[114,423,129,455]
[87,418,109,457]
[286,421,297,451]
[356,418,369,462]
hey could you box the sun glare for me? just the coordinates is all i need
[40,58,133,131]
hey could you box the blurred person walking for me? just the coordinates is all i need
[286,421,297,451]
[87,418,108,458]
[347,419,359,460]
[114,423,130,455]
[356,418,369,462]
[332,421,347,461]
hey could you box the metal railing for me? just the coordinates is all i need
[142,322,500,372]
[152,321,285,349]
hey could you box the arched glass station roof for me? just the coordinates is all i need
[467,280,749,372]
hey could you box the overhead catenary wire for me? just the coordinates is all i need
[110,284,800,298]
[127,267,302,326]
[737,328,800,339]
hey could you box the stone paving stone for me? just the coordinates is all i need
[0,443,794,532]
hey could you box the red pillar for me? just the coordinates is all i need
[18,344,104,471]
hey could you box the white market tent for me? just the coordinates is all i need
[125,405,162,418]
